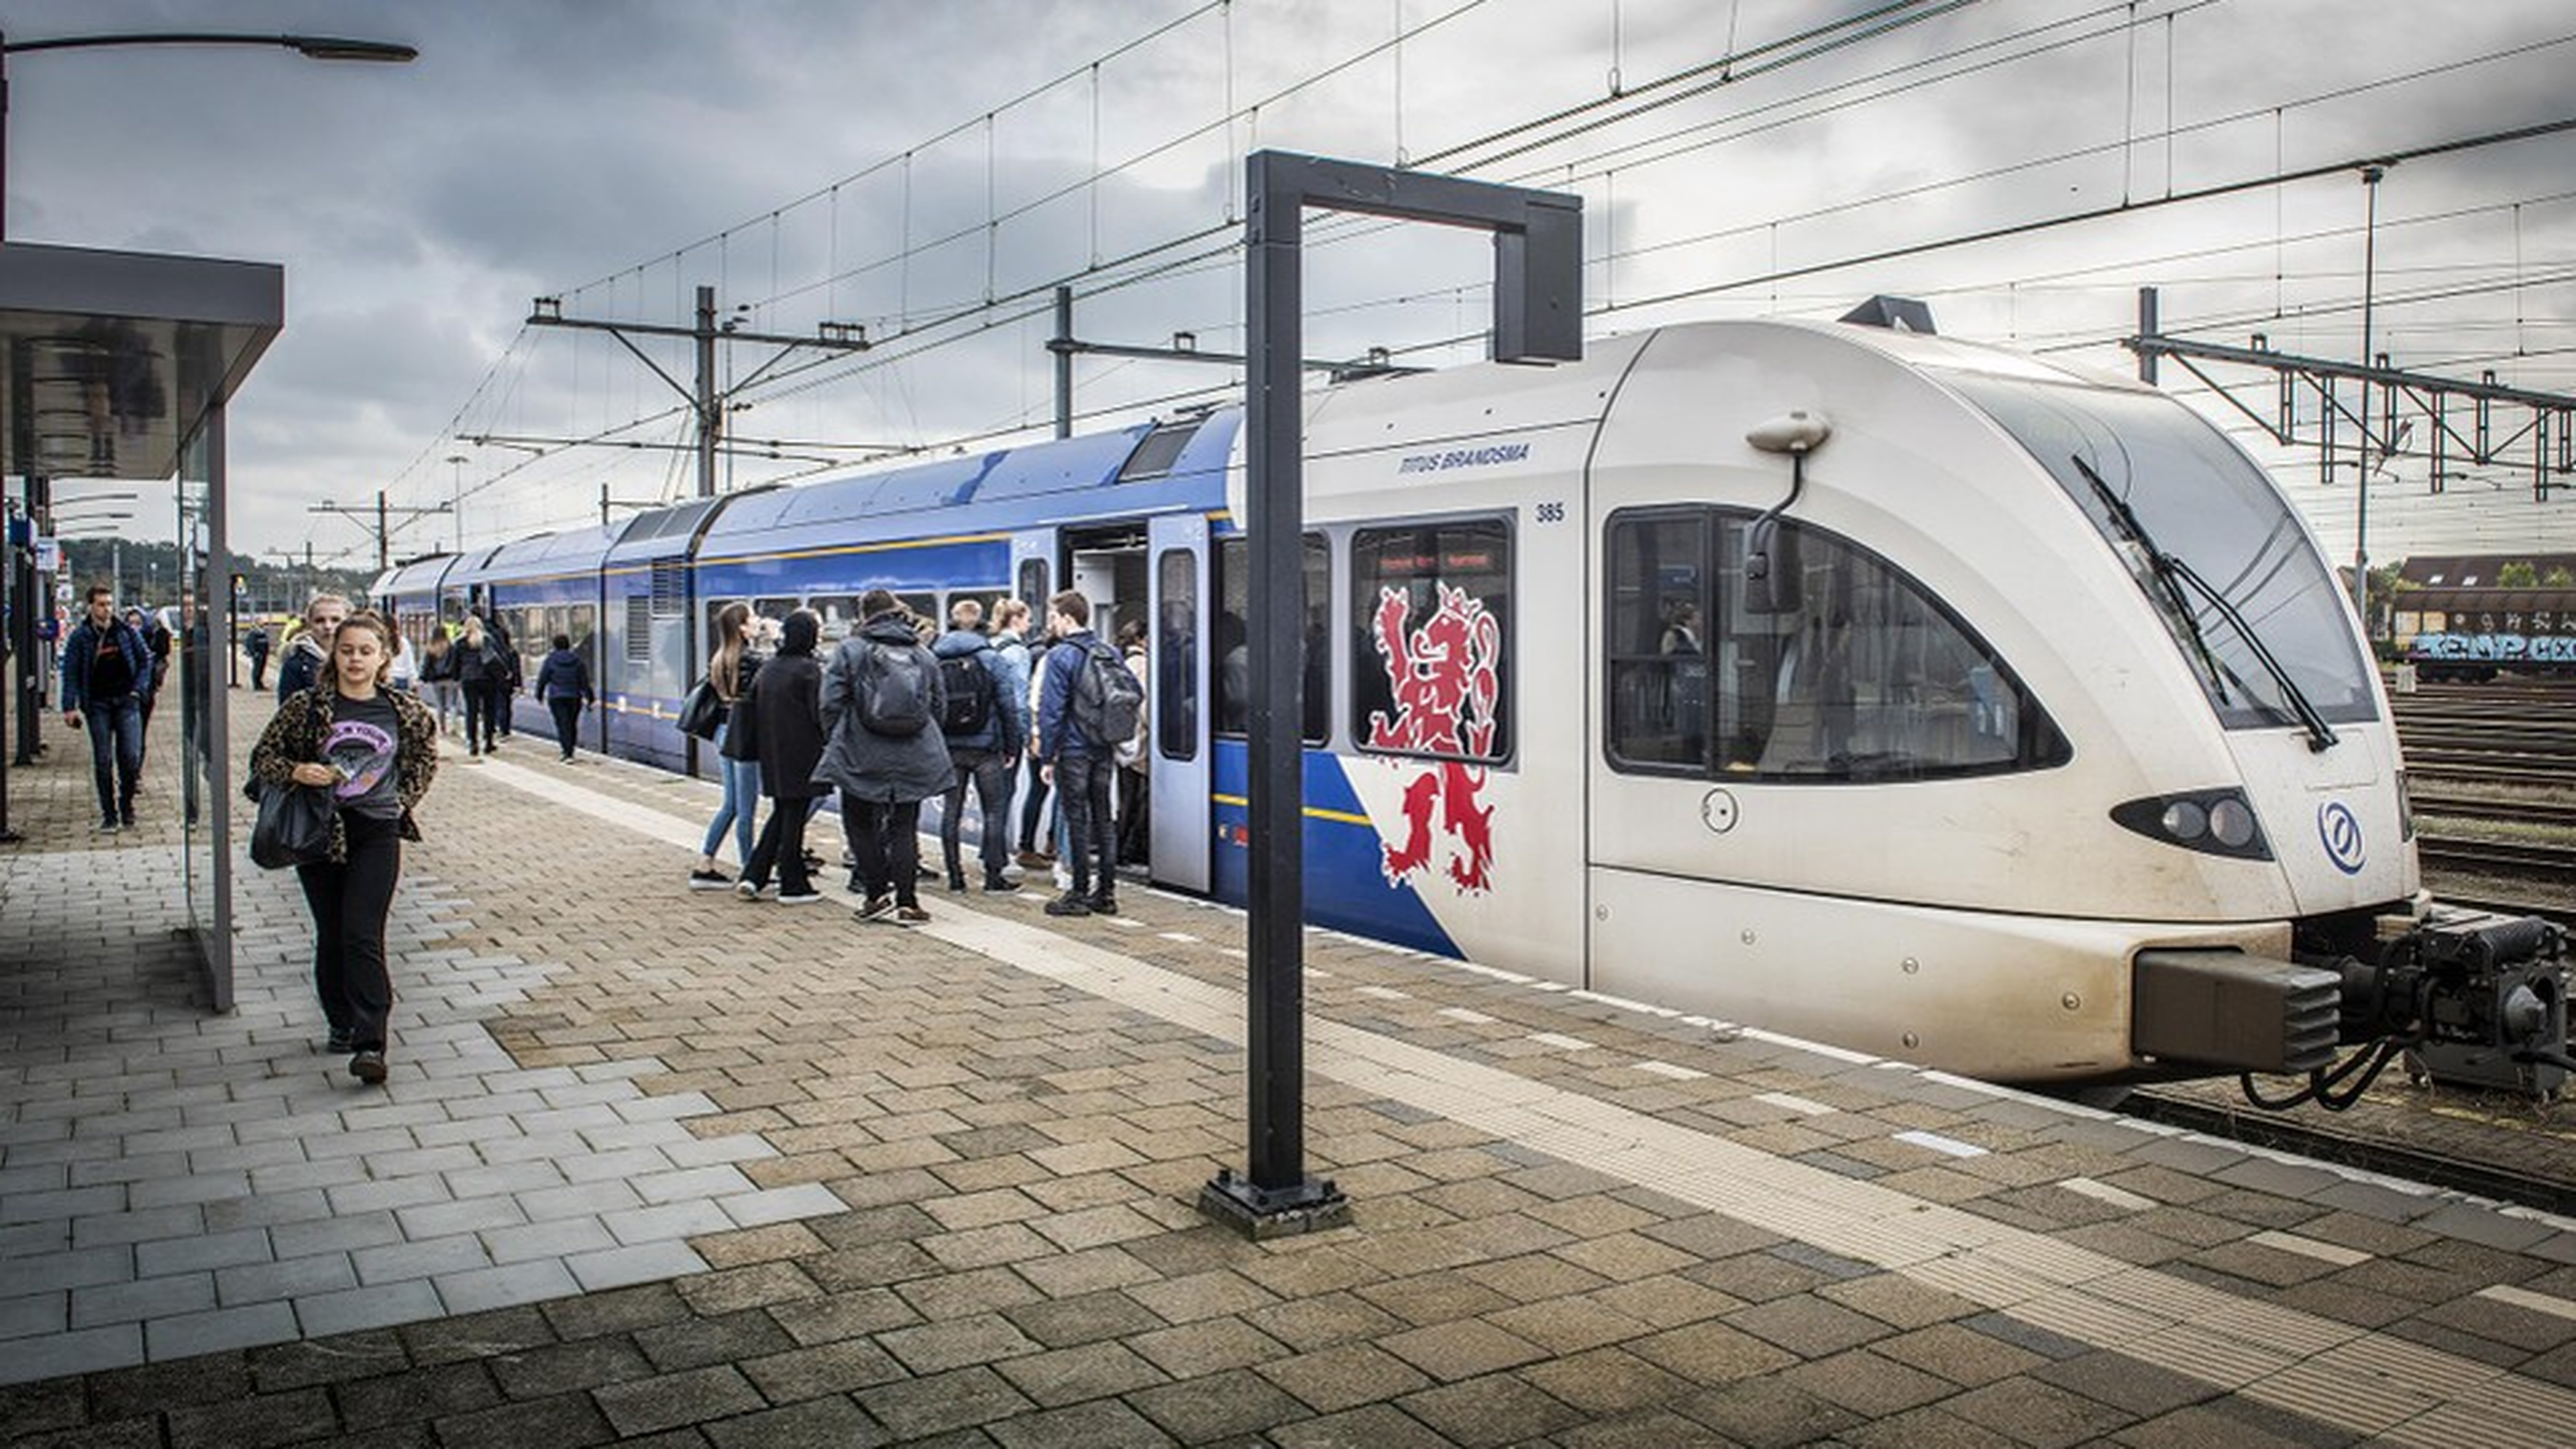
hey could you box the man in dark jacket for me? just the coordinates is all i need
[814,589,951,924]
[245,621,273,692]
[735,610,830,904]
[931,598,1022,894]
[533,633,594,761]
[274,594,347,701]
[60,584,153,832]
[1034,588,1119,917]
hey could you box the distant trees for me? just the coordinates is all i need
[2498,560,2540,588]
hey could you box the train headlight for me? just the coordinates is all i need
[2112,788,2273,861]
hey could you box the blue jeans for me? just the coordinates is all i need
[940,750,1018,883]
[699,726,761,865]
[83,696,143,823]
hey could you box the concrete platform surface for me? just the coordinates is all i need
[5,690,2576,1447]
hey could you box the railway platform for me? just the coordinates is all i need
[5,694,2576,1446]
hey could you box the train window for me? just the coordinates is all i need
[808,595,862,641]
[1214,535,1330,745]
[1155,549,1197,761]
[895,592,938,633]
[751,596,799,624]
[1605,508,2068,781]
[1351,519,1510,764]
[568,604,596,646]
[1017,559,1047,617]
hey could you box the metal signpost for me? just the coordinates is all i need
[1200,151,1582,1239]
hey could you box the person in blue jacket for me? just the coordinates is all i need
[60,583,153,833]
[1034,588,1118,918]
[533,633,595,761]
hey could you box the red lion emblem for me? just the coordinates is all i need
[1366,582,1501,894]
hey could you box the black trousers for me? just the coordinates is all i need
[548,696,584,758]
[845,797,923,906]
[295,811,401,1053]
[1054,753,1118,900]
[463,681,501,751]
[1116,764,1149,867]
[744,795,816,894]
[1016,755,1051,853]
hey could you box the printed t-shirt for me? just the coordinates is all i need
[323,693,404,820]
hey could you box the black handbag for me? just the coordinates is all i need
[250,780,335,870]
[676,676,724,740]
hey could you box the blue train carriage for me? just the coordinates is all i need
[374,553,460,659]
[599,497,729,773]
[688,414,1239,854]
[476,521,631,747]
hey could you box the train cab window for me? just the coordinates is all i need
[1214,535,1330,745]
[1606,508,2065,781]
[1155,549,1197,761]
[1351,519,1511,763]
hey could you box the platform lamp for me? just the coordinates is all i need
[1,30,417,240]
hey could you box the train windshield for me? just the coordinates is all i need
[1948,374,2378,729]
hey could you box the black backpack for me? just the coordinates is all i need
[936,649,997,737]
[858,642,932,737]
[1071,641,1144,751]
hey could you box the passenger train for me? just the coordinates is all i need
[375,314,2566,1089]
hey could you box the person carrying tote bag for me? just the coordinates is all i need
[248,610,439,1086]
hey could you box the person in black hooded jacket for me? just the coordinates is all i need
[735,609,829,904]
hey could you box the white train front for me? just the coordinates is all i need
[386,315,2501,1087]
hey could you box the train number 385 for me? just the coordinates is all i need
[1535,501,1566,523]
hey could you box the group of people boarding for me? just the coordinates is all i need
[689,587,1144,923]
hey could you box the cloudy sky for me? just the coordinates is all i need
[11,0,2573,569]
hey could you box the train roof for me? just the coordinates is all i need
[603,496,727,568]
[2400,553,2576,588]
[377,553,460,598]
[694,415,1238,562]
[462,520,633,585]
[438,544,511,590]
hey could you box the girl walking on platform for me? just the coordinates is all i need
[250,610,439,1085]
[690,602,761,889]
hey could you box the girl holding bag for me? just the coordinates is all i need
[249,610,439,1085]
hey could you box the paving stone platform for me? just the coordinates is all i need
[5,690,2576,1446]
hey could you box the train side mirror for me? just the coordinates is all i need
[1743,515,1801,616]
[1743,411,1829,616]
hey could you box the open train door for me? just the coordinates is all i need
[1146,513,1212,892]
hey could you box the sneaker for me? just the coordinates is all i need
[1044,892,1091,918]
[119,806,136,828]
[688,868,733,891]
[560,751,574,762]
[325,1028,354,1054]
[983,874,1020,893]
[896,904,932,925]
[97,817,120,834]
[349,1051,387,1085]
[777,889,825,906]
[856,895,897,923]
[735,879,764,900]
[1088,894,1118,917]
[947,872,969,893]
[1016,849,1055,870]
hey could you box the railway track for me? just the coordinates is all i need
[2409,793,2576,828]
[2416,836,2576,881]
[2125,1085,2576,1216]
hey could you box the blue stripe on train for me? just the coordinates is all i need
[1210,741,1461,959]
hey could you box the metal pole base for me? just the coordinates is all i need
[1198,1169,1351,1242]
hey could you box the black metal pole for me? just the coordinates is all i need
[1053,285,1073,441]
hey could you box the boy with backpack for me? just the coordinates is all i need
[1033,588,1143,918]
[814,589,952,924]
[931,598,1026,893]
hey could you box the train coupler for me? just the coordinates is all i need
[2331,910,2571,1101]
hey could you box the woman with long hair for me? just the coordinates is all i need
[690,601,762,889]
[454,616,504,757]
[249,610,439,1085]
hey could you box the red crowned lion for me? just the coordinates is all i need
[1366,582,1502,894]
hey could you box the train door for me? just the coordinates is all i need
[1147,513,1211,892]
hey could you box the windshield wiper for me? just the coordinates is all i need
[2070,453,2339,752]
